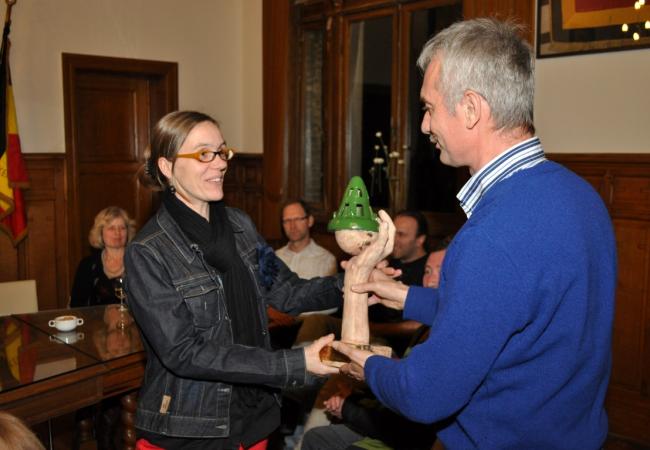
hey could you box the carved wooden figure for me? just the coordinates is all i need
[322,177,395,365]
[339,210,395,349]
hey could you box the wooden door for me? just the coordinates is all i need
[63,54,177,291]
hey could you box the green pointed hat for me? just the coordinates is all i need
[328,176,378,232]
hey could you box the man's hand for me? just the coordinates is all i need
[351,279,409,311]
[330,341,376,382]
[304,334,340,376]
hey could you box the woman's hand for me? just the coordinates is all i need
[304,334,340,376]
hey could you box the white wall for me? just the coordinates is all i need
[2,0,263,154]
[535,48,650,154]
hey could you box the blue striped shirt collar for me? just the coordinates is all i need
[457,137,546,218]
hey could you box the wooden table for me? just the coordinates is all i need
[0,305,146,449]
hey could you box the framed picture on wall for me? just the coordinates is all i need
[537,0,650,57]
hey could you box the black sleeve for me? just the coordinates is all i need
[341,393,437,449]
[340,394,384,439]
[70,257,93,307]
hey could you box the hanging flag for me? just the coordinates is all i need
[0,17,28,246]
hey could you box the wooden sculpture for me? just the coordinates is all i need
[321,177,395,366]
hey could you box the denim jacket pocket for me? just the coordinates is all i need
[179,282,222,329]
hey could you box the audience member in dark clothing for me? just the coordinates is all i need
[367,210,429,356]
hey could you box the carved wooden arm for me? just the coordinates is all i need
[340,210,395,346]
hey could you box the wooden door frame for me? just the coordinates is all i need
[262,0,292,241]
[62,53,178,286]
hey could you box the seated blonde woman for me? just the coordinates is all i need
[70,206,136,307]
[69,206,135,450]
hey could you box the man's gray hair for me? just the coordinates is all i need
[417,18,535,134]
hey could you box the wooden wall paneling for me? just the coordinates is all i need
[262,0,292,241]
[608,216,650,445]
[223,154,264,229]
[550,153,650,446]
[610,173,650,221]
[0,229,20,281]
[462,0,535,44]
[611,220,648,388]
[25,155,69,310]
[0,154,68,310]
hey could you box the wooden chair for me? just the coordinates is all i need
[0,280,39,315]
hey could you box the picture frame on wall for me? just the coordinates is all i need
[537,0,650,57]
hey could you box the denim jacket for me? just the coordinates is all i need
[124,205,343,438]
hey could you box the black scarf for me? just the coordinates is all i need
[162,189,264,348]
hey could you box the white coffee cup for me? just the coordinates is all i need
[48,315,84,332]
[50,331,85,344]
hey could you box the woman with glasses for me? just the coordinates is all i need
[124,111,341,450]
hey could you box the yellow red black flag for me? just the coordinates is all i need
[0,18,28,246]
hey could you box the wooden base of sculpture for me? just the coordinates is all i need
[320,343,392,368]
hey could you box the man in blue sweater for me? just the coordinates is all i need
[329,18,617,450]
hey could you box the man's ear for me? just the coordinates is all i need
[462,90,482,129]
[416,234,426,249]
[158,157,173,180]
[307,215,315,228]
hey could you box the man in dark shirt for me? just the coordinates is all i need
[387,210,429,285]
[368,210,429,355]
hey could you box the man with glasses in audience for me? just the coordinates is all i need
[269,200,339,348]
[276,200,337,280]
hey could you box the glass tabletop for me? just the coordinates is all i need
[13,305,143,362]
[0,315,99,394]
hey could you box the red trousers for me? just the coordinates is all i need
[135,438,268,450]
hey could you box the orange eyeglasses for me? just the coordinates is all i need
[175,147,236,163]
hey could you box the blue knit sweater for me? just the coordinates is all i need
[365,161,616,449]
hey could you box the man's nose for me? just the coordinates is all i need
[420,113,429,134]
